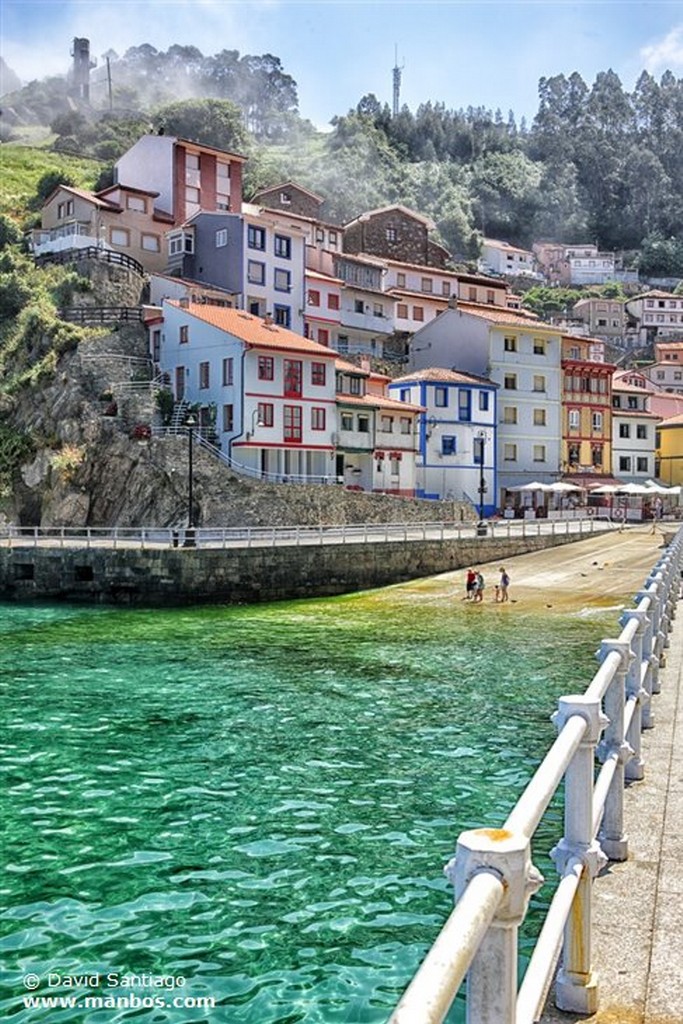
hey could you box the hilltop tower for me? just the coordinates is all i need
[392,46,404,118]
[70,38,96,101]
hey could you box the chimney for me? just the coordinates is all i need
[263,313,274,326]
[448,294,458,309]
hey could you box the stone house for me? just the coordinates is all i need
[343,205,451,268]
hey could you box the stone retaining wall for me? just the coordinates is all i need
[1,532,581,607]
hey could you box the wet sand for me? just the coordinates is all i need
[452,525,670,614]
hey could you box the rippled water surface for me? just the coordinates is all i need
[0,583,617,1023]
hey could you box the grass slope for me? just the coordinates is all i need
[0,144,103,222]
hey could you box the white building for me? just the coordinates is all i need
[625,291,683,344]
[241,203,307,334]
[388,368,498,510]
[611,378,658,482]
[480,238,537,278]
[408,305,562,504]
[158,300,338,482]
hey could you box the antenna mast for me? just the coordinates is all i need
[392,45,404,118]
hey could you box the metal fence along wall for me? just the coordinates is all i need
[389,526,683,1024]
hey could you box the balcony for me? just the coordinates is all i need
[31,222,99,256]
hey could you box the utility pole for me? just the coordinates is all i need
[392,45,404,118]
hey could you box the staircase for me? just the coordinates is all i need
[169,400,191,433]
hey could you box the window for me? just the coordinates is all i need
[628,396,639,409]
[247,261,265,285]
[217,161,230,210]
[504,336,517,352]
[592,411,603,431]
[199,361,210,389]
[469,287,477,302]
[592,446,603,467]
[274,305,291,328]
[619,423,631,438]
[357,415,370,433]
[421,277,433,293]
[186,153,200,173]
[127,195,146,213]
[349,377,361,395]
[248,298,263,317]
[479,391,490,411]
[257,402,274,426]
[386,227,397,242]
[311,407,326,431]
[413,306,424,322]
[397,303,408,318]
[215,229,228,248]
[185,186,200,212]
[274,234,291,259]
[284,405,302,442]
[568,409,580,429]
[341,412,353,431]
[504,443,517,462]
[57,199,74,218]
[381,415,393,432]
[396,272,406,287]
[111,227,130,247]
[486,289,495,304]
[284,359,302,396]
[248,225,266,250]
[533,445,546,462]
[179,325,189,344]
[258,356,274,380]
[354,299,364,314]
[533,375,546,392]
[308,289,320,307]
[311,362,326,386]
[533,338,546,355]
[400,416,411,434]
[373,302,384,317]
[400,389,410,402]
[318,328,329,345]
[274,268,291,292]
[390,457,400,476]
[327,293,340,311]
[504,373,517,390]
[222,357,233,386]
[328,230,338,249]
[435,387,447,407]
[442,281,451,297]
[619,456,632,472]
[636,425,648,440]
[533,408,546,426]
[636,456,649,472]
[279,190,291,205]
[502,406,517,424]
[568,443,580,465]
[223,404,234,432]
[141,233,160,252]
[442,436,457,455]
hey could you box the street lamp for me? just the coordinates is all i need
[476,430,487,535]
[184,413,196,547]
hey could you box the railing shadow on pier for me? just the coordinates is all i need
[388,525,683,1024]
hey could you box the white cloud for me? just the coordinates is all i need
[641,25,683,72]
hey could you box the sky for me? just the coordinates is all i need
[2,0,683,129]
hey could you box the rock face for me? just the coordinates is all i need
[3,264,474,529]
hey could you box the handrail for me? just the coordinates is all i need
[58,306,144,324]
[35,245,145,276]
[388,525,683,1024]
[0,516,622,550]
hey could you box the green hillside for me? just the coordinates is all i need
[0,144,103,223]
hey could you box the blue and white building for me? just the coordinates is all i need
[388,368,498,510]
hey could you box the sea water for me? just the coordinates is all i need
[0,582,618,1023]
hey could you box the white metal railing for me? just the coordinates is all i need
[389,525,683,1024]
[0,515,622,551]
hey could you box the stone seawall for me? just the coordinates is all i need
[1,532,584,607]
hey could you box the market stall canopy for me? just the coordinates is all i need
[590,485,619,494]
[548,481,586,493]
[616,483,651,495]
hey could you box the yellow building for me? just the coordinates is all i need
[656,413,683,486]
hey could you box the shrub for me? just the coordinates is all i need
[50,444,85,482]
[131,423,152,440]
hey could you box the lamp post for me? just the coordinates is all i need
[184,413,196,547]
[476,430,487,535]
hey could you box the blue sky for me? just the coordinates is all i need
[3,1,683,128]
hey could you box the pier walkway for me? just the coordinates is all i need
[541,585,683,1024]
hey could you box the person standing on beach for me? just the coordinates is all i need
[497,567,510,602]
[465,567,477,600]
[474,571,485,603]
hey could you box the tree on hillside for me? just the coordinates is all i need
[152,98,249,154]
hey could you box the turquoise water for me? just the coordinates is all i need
[0,581,618,1023]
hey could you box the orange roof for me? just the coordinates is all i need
[335,358,370,375]
[456,304,548,328]
[658,412,683,427]
[167,302,337,358]
[392,367,497,387]
[338,393,424,413]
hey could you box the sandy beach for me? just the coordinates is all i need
[451,525,671,614]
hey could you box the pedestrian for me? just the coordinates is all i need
[474,571,485,603]
[497,567,510,602]
[465,567,477,600]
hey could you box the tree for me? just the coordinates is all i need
[152,98,249,154]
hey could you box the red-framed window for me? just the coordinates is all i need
[284,359,302,397]
[308,289,320,307]
[318,328,329,345]
[284,405,302,442]
[311,361,326,386]
[327,293,340,310]
[258,402,274,427]
[258,355,274,380]
[311,407,326,430]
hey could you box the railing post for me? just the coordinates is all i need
[551,695,608,1014]
[596,640,633,861]
[619,608,649,780]
[447,828,543,1024]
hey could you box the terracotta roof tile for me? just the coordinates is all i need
[167,302,337,357]
[391,366,497,386]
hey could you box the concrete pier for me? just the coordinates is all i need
[541,572,683,1024]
